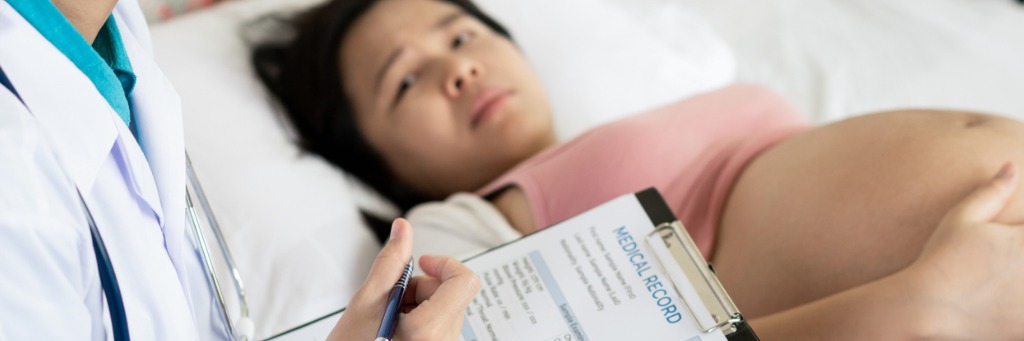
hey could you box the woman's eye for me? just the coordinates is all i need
[452,32,471,49]
[396,74,416,100]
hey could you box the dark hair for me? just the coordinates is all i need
[252,0,512,236]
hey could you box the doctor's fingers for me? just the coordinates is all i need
[361,218,415,293]
[407,255,479,315]
[400,256,477,309]
[403,276,442,308]
[393,257,477,340]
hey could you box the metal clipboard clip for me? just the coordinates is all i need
[645,222,744,335]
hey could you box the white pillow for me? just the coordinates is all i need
[149,0,734,337]
[151,1,378,338]
[475,0,735,139]
[671,0,1024,123]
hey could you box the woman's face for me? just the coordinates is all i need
[339,0,555,198]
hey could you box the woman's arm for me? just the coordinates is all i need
[750,270,933,340]
[751,163,1024,340]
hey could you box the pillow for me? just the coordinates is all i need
[149,0,734,337]
[670,0,1024,123]
[152,0,378,338]
[475,0,735,139]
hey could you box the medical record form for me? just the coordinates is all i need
[457,190,729,341]
[265,189,756,341]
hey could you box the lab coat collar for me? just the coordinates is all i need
[0,1,184,233]
[0,2,117,193]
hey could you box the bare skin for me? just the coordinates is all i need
[747,162,1024,340]
[51,0,117,43]
[339,0,556,199]
[713,110,1024,316]
[490,186,533,234]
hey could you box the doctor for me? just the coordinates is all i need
[0,0,477,340]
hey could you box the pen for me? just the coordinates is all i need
[375,258,413,341]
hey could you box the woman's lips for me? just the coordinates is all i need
[470,89,513,128]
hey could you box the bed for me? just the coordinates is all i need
[149,0,1024,337]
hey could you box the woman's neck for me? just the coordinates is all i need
[50,0,118,44]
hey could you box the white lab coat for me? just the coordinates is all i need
[0,1,229,339]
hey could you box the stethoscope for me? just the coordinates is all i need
[185,153,255,340]
[77,153,254,341]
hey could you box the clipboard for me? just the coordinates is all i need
[265,188,758,341]
[634,188,758,341]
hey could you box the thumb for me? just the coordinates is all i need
[946,163,1019,224]
[362,218,415,291]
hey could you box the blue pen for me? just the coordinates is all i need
[375,258,413,341]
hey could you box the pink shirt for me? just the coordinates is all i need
[478,84,810,258]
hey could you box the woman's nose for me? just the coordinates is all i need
[444,59,483,98]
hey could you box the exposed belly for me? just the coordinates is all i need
[711,110,1024,318]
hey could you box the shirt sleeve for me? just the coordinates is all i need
[406,193,522,262]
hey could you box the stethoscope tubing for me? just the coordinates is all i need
[79,187,131,341]
[186,152,253,341]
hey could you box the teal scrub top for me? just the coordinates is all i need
[5,0,137,130]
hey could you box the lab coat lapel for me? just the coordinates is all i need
[113,7,193,303]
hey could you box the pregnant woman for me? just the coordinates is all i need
[253,0,1024,338]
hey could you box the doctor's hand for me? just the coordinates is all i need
[906,162,1024,340]
[328,218,480,341]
